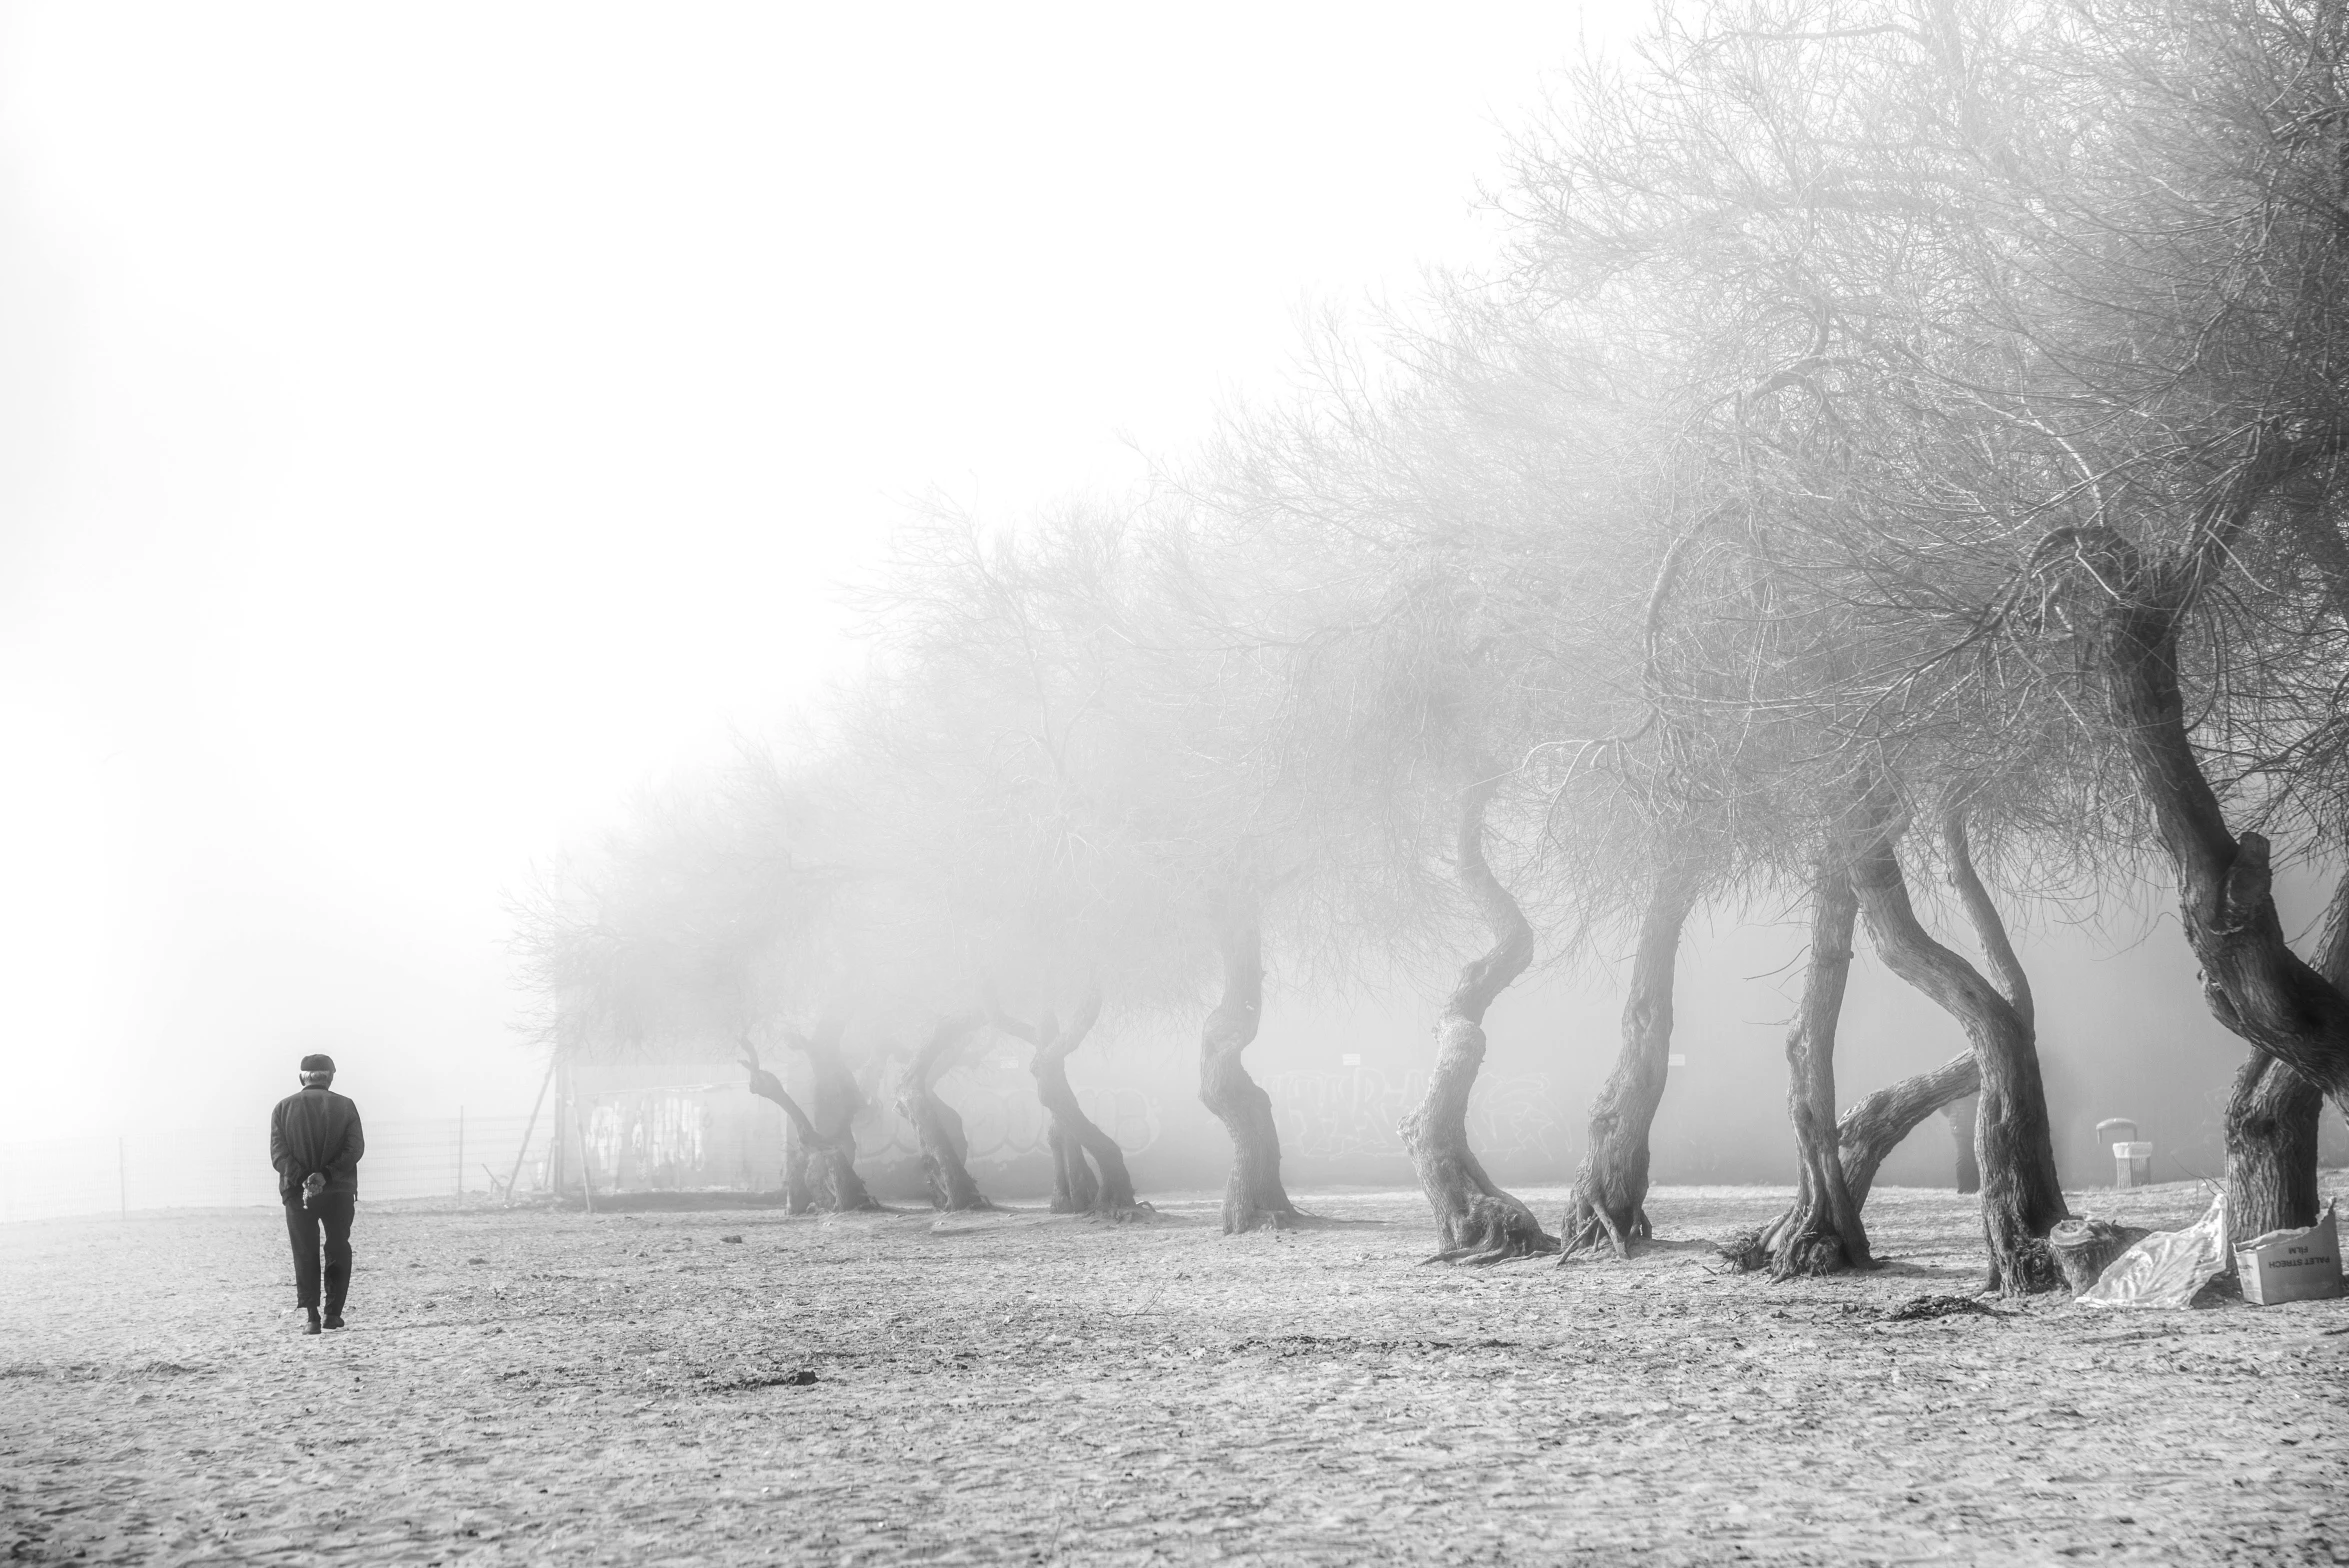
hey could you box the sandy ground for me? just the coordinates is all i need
[3,1179,2346,1566]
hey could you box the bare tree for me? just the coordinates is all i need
[1196,889,1306,1232]
[2224,855,2346,1240]
[1752,860,1873,1276]
[509,751,885,1207]
[512,0,2349,1283]
[1558,865,1704,1256]
[988,984,1146,1217]
[1400,778,1556,1261]
[893,1013,990,1210]
[1182,273,1728,1261]
[858,502,1336,1231]
[739,1026,875,1212]
[1728,805,2042,1277]
[1848,789,2068,1291]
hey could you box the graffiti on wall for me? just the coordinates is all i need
[564,1066,784,1192]
[583,1093,713,1188]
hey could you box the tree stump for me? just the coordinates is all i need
[2046,1217,2148,1295]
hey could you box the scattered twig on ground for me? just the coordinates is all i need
[1883,1294,2000,1323]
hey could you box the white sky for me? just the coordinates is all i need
[0,3,1622,1139]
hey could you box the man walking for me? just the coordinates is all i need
[270,1053,364,1335]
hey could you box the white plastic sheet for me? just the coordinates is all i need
[2076,1192,2230,1308]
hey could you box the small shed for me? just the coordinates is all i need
[549,1060,787,1198]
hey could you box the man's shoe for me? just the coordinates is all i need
[322,1313,345,1330]
[304,1310,322,1336]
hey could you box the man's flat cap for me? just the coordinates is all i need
[300,1053,337,1073]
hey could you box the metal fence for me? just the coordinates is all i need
[0,1112,555,1224]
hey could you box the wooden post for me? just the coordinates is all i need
[506,1053,558,1205]
[549,1079,567,1197]
[574,1097,598,1214]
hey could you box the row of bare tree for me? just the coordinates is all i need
[516,0,2349,1293]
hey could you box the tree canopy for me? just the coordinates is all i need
[518,0,2349,1280]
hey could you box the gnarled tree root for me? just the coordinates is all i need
[1409,1151,1557,1265]
[1716,1227,1851,1280]
[1228,1202,1380,1234]
[1559,1194,1649,1260]
[1717,1205,1870,1280]
[1226,1202,1297,1234]
[1717,1227,1770,1272]
[1981,1239,2065,1296]
[1768,1232,1850,1280]
[1422,1195,1561,1265]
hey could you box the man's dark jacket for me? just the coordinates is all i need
[270,1086,365,1202]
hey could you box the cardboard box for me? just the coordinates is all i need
[2234,1205,2342,1306]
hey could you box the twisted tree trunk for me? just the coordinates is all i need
[1199,894,1300,1233]
[1562,865,1699,1257]
[1729,823,2011,1273]
[2074,516,2349,1238]
[1765,861,1873,1276]
[895,1014,990,1211]
[2223,854,2343,1243]
[1849,794,2067,1295]
[2060,522,2348,1238]
[1932,807,2031,1206]
[2091,536,2349,1107]
[2225,1054,2322,1243]
[1813,808,2027,1216]
[991,986,1143,1216]
[740,1027,875,1213]
[1400,780,1557,1263]
[1945,811,2035,1025]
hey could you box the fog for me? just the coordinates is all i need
[19,12,2349,1563]
[0,3,1593,1150]
[3,3,2340,1216]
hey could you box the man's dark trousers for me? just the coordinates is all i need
[284,1193,355,1316]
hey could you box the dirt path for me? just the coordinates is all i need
[3,1180,2344,1564]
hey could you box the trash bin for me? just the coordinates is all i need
[2095,1118,2151,1188]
